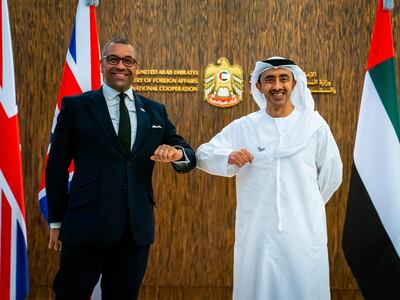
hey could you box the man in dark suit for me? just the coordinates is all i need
[46,38,196,299]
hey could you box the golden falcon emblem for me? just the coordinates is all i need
[204,57,243,107]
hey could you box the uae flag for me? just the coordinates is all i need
[342,0,400,299]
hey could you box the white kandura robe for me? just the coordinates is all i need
[196,108,342,300]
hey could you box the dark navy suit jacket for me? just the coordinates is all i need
[45,88,196,246]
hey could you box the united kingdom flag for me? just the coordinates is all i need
[38,0,101,220]
[0,0,29,299]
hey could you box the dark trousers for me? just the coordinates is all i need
[53,225,150,300]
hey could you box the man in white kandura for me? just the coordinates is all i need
[196,56,343,300]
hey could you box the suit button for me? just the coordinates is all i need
[123,184,128,190]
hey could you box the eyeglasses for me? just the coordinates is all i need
[101,55,138,67]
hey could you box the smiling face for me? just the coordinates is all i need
[256,67,296,116]
[101,42,138,92]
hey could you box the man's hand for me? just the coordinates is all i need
[228,149,254,168]
[48,228,62,251]
[151,144,184,162]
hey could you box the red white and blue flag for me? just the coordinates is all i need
[38,0,101,220]
[0,0,29,299]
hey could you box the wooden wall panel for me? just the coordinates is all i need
[7,0,400,299]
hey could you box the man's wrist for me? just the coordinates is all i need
[173,146,189,163]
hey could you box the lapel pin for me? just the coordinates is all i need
[258,146,266,152]
[140,107,145,112]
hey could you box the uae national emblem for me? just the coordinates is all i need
[204,57,243,107]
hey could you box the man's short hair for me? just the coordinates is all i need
[101,38,137,57]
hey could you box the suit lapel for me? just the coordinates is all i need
[130,93,150,156]
[89,88,126,156]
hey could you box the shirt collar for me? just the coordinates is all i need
[102,83,134,102]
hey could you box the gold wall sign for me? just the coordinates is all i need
[132,69,199,92]
[131,64,337,105]
[203,57,244,107]
[306,72,337,94]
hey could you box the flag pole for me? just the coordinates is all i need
[383,0,394,10]
[86,0,99,6]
